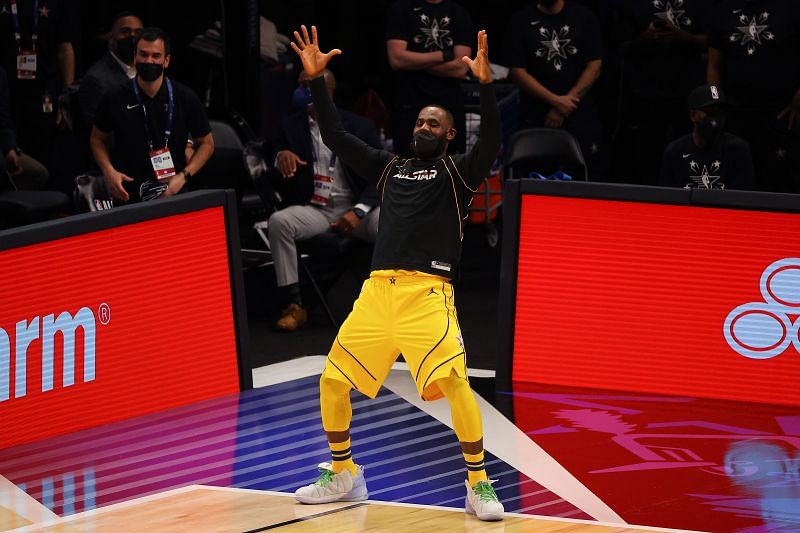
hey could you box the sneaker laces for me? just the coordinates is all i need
[473,481,499,503]
[314,467,335,487]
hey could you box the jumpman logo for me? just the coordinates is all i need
[428,288,438,296]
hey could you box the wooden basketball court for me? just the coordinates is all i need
[1,486,700,532]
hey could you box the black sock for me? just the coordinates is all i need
[279,283,302,308]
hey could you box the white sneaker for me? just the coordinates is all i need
[294,462,368,504]
[465,479,504,521]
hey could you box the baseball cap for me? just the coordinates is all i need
[688,84,726,109]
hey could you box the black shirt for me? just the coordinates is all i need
[0,66,15,154]
[616,0,711,98]
[709,0,800,107]
[0,0,78,97]
[94,77,210,200]
[310,76,500,279]
[506,2,602,120]
[386,0,473,103]
[659,131,756,190]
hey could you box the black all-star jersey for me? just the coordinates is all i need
[310,77,500,279]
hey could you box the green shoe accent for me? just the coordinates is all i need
[314,467,335,486]
[473,481,500,503]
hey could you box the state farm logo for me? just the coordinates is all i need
[1,304,109,402]
[724,259,800,359]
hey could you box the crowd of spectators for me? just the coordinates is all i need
[2,0,799,223]
[263,0,799,192]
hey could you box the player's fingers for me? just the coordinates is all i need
[290,42,301,56]
[325,49,343,60]
[293,31,304,49]
[301,25,311,45]
[312,25,318,45]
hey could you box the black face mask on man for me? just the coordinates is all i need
[115,36,137,63]
[136,62,164,82]
[696,114,726,145]
[411,130,446,159]
[291,86,313,110]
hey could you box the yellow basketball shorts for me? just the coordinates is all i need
[322,270,469,401]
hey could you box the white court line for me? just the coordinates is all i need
[381,368,628,524]
[253,358,624,523]
[4,482,706,533]
[79,485,706,533]
[0,474,58,527]
[6,485,202,532]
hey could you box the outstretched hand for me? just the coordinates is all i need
[290,25,342,79]
[462,30,491,84]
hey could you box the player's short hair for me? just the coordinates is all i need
[138,26,171,55]
[110,10,142,31]
[419,104,455,129]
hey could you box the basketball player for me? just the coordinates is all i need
[290,26,503,521]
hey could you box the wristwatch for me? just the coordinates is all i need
[182,169,192,182]
[352,207,366,219]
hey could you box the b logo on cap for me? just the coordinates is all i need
[710,86,719,100]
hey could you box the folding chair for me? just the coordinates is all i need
[504,128,588,181]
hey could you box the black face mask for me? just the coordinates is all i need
[136,62,164,82]
[115,36,137,63]
[696,114,726,145]
[411,130,446,159]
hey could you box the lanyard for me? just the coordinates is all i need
[309,125,336,173]
[131,76,174,151]
[10,0,39,53]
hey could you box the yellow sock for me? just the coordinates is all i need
[329,438,357,475]
[437,372,488,486]
[320,376,357,475]
[464,450,488,486]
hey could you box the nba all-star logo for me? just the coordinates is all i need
[533,22,578,71]
[652,0,691,29]
[688,159,723,189]
[724,259,800,359]
[414,13,454,50]
[729,10,774,55]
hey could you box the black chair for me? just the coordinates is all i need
[0,170,72,229]
[236,137,339,327]
[197,119,250,191]
[503,128,588,181]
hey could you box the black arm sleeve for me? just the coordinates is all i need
[310,76,393,185]
[457,83,501,189]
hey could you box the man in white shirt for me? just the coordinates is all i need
[270,69,381,331]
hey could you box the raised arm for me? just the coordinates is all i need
[458,30,500,189]
[291,25,393,184]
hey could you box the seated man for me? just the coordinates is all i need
[270,68,381,332]
[0,66,48,190]
[659,84,756,190]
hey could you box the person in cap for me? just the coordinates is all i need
[658,84,755,190]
